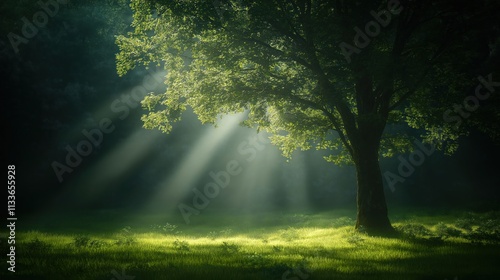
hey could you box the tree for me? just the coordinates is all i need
[115,0,500,234]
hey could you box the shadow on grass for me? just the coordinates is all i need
[5,210,499,280]
[7,233,500,280]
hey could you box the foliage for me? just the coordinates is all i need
[173,239,190,251]
[73,235,91,247]
[243,252,268,269]
[73,235,107,248]
[395,223,433,239]
[206,228,233,240]
[434,223,462,239]
[280,226,300,241]
[113,0,500,233]
[345,231,365,245]
[393,214,500,245]
[271,245,283,252]
[454,212,500,244]
[220,241,240,254]
[150,222,182,235]
[115,226,137,246]
[115,236,137,246]
[26,238,52,251]
[331,217,354,228]
[116,0,500,166]
[10,210,500,279]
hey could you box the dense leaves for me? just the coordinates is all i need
[117,0,500,164]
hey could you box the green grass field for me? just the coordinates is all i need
[2,209,499,280]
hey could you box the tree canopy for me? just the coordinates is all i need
[116,0,500,232]
[117,0,499,162]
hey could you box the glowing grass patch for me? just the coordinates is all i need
[6,210,500,279]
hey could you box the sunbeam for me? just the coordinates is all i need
[6,1,500,279]
[144,112,247,213]
[224,136,284,214]
[47,128,162,210]
[58,69,166,142]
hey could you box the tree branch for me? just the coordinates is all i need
[286,92,354,156]
[239,37,314,70]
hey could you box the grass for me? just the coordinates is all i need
[1,209,499,279]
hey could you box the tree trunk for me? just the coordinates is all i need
[353,135,394,235]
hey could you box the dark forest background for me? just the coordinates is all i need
[1,0,499,217]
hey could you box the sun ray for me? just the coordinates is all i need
[46,128,162,210]
[144,112,247,213]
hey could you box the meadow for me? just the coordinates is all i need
[2,209,499,280]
